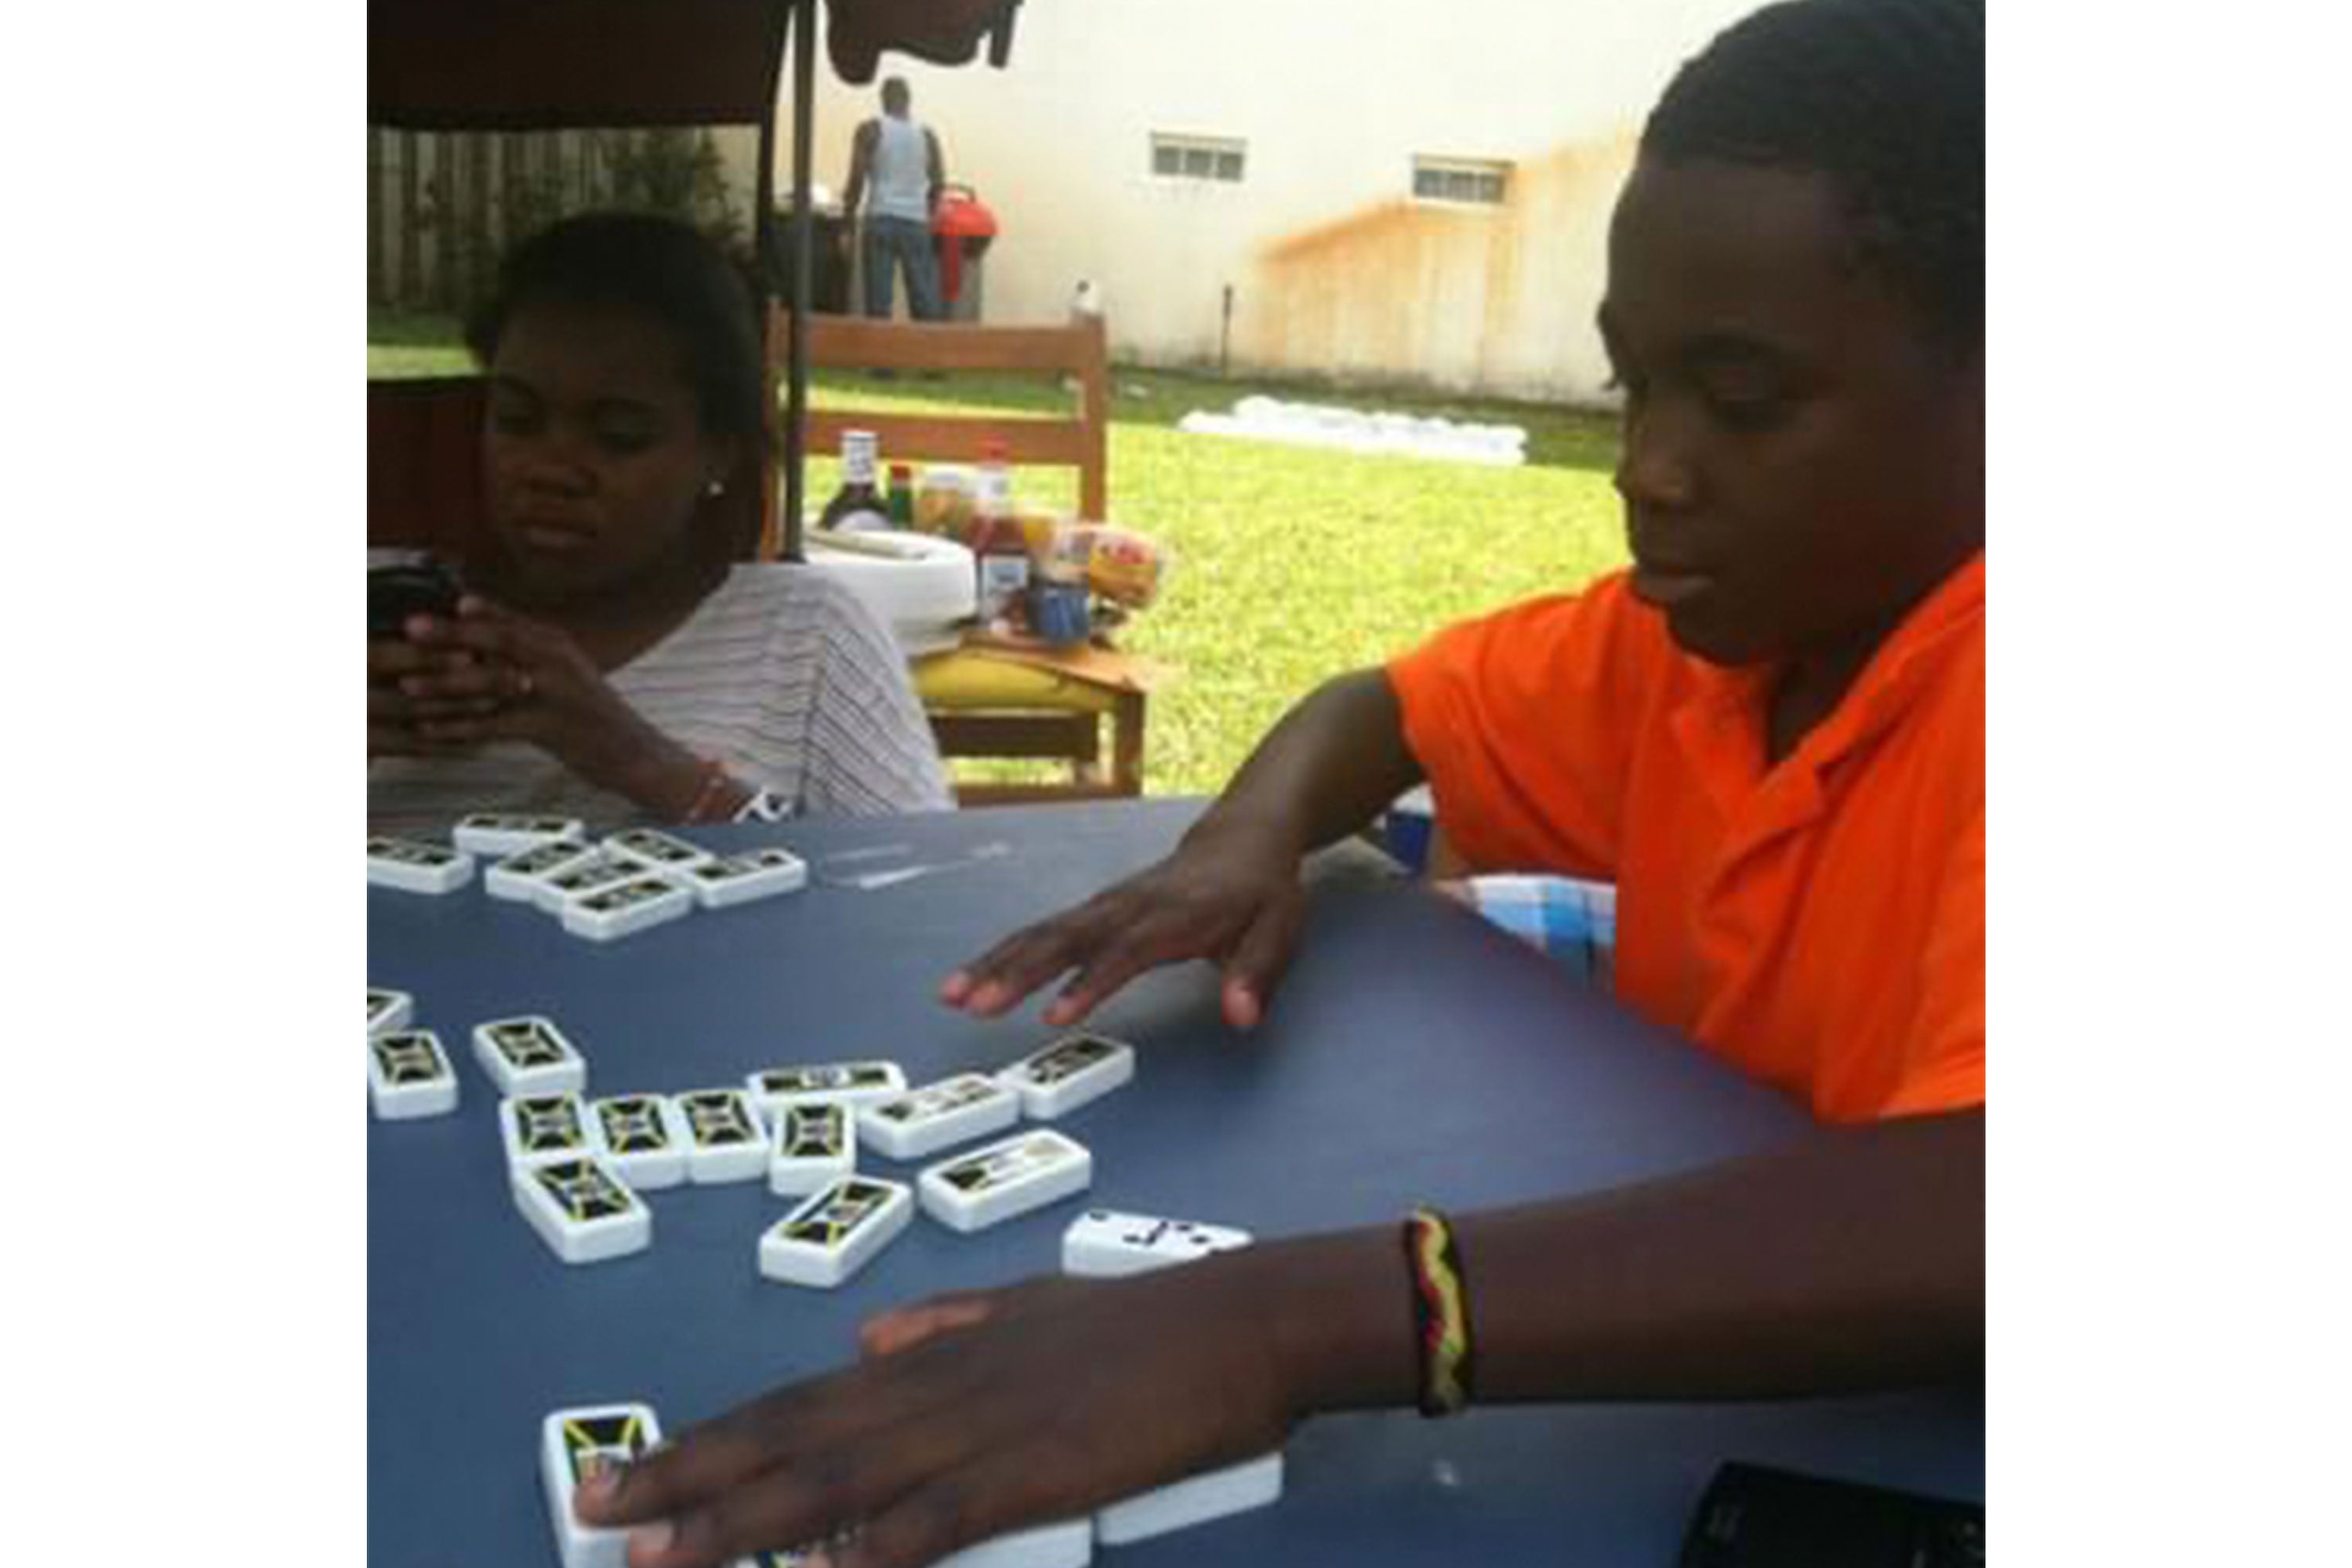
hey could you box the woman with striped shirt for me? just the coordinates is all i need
[368,212,950,832]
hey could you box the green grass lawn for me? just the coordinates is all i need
[369,310,1628,796]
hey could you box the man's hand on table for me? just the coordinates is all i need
[571,1258,1299,1568]
[937,818,1308,1032]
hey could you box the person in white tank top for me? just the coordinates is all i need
[844,77,948,321]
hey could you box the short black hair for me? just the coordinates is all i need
[1642,0,1983,356]
[466,211,766,450]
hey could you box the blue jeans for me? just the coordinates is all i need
[862,216,944,321]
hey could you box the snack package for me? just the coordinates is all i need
[1071,523,1169,608]
[913,466,977,538]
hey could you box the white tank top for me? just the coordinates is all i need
[868,116,932,223]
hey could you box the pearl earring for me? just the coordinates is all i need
[704,477,725,498]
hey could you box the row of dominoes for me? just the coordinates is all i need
[539,1207,1274,1568]
[368,997,1143,1273]
[367,820,808,941]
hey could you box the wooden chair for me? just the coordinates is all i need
[777,310,1155,805]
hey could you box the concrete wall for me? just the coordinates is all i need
[778,0,1766,402]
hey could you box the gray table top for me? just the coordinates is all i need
[368,798,1982,1566]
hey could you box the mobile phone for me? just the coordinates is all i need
[1679,1461,1984,1568]
[369,554,463,637]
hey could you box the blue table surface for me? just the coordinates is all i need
[369,799,1983,1566]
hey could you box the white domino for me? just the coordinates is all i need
[368,1029,457,1120]
[486,840,601,903]
[675,1087,770,1183]
[453,811,585,858]
[367,834,474,894]
[758,1175,913,1288]
[472,1015,588,1096]
[935,1519,1094,1568]
[512,1156,652,1265]
[746,1060,906,1116]
[1093,1454,1284,1547]
[603,826,713,873]
[1062,1209,1279,1544]
[533,852,643,913]
[768,1099,858,1197]
[1061,1210,1254,1279]
[997,1033,1136,1121]
[367,987,413,1036]
[918,1130,1092,1233]
[541,1402,661,1568]
[587,1094,689,1190]
[684,846,809,909]
[561,874,694,942]
[501,1093,593,1169]
[858,1073,1020,1161]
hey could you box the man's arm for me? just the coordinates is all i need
[842,120,875,218]
[1277,1107,1986,1410]
[925,128,946,214]
[578,1110,1984,1568]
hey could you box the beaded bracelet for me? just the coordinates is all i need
[1403,1206,1473,1417]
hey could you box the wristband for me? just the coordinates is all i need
[1403,1206,1473,1417]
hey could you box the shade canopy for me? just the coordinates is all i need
[368,0,1021,129]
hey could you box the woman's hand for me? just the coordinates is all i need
[395,597,695,804]
[572,1260,1297,1568]
[368,619,506,757]
[938,819,1309,1031]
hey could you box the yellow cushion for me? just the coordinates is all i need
[914,651,1123,715]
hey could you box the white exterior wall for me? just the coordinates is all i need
[780,0,1766,402]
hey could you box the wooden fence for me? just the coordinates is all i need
[367,127,753,314]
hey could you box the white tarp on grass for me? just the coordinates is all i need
[1179,394,1526,467]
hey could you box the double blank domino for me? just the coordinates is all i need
[1094,1454,1285,1546]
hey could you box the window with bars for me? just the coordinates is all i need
[1150,134,1246,183]
[1412,157,1510,205]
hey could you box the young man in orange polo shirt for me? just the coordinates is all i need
[579,2,1983,1563]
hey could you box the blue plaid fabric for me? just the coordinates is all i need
[1464,874,1617,986]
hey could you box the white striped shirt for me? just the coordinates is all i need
[369,564,952,833]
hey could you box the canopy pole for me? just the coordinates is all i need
[781,0,818,563]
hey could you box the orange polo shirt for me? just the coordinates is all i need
[1387,555,1984,1124]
